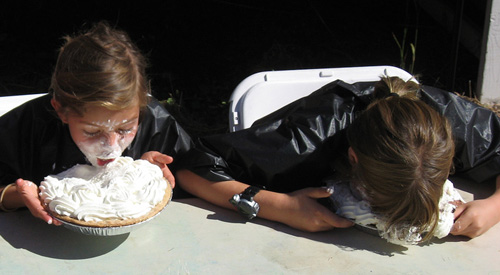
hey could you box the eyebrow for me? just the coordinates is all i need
[82,117,139,127]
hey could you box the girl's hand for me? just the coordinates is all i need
[141,151,175,188]
[451,197,500,238]
[273,187,355,232]
[15,178,62,226]
[451,174,500,238]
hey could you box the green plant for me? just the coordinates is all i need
[392,28,417,74]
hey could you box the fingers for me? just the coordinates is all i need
[450,218,467,235]
[303,187,334,199]
[450,200,464,207]
[449,203,483,238]
[15,178,34,189]
[320,207,355,228]
[141,151,174,166]
[140,152,176,187]
[153,153,174,165]
[453,203,466,219]
[451,205,467,235]
[450,217,477,237]
[303,208,354,232]
[162,165,176,188]
[310,193,355,230]
[296,187,354,230]
[15,179,61,226]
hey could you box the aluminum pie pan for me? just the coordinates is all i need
[353,223,380,237]
[54,182,173,236]
[55,206,165,236]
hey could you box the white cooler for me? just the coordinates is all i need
[228,66,415,132]
[0,93,46,117]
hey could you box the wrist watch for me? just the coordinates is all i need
[229,186,261,220]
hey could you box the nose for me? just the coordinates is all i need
[105,132,120,146]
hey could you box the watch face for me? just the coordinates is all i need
[229,194,240,206]
[239,200,258,217]
[229,188,260,220]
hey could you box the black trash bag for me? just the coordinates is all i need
[419,87,500,182]
[185,80,500,192]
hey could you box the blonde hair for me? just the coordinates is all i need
[347,76,455,242]
[50,21,150,116]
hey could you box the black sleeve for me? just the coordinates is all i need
[124,97,195,174]
[0,95,85,186]
[0,107,23,185]
[181,80,373,193]
[420,86,500,183]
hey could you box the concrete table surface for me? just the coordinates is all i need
[1,178,499,274]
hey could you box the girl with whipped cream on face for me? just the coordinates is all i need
[0,22,193,225]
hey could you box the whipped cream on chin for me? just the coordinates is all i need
[327,179,464,245]
[39,157,167,222]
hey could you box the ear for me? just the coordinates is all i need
[51,97,68,123]
[348,147,358,166]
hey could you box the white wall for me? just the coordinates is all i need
[478,0,500,103]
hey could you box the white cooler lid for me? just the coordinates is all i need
[0,93,46,117]
[228,66,415,132]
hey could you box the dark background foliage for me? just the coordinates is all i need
[0,0,485,136]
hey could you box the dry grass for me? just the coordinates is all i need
[456,93,500,117]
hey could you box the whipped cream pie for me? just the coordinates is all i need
[39,157,171,227]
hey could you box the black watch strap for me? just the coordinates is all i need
[241,186,261,200]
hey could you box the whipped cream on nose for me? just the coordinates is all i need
[77,119,137,167]
[78,138,127,167]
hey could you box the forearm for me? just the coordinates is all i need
[176,169,287,222]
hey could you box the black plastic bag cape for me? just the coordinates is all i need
[0,94,194,193]
[185,80,500,193]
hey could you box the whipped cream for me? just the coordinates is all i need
[40,157,167,222]
[434,179,464,238]
[327,179,464,245]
